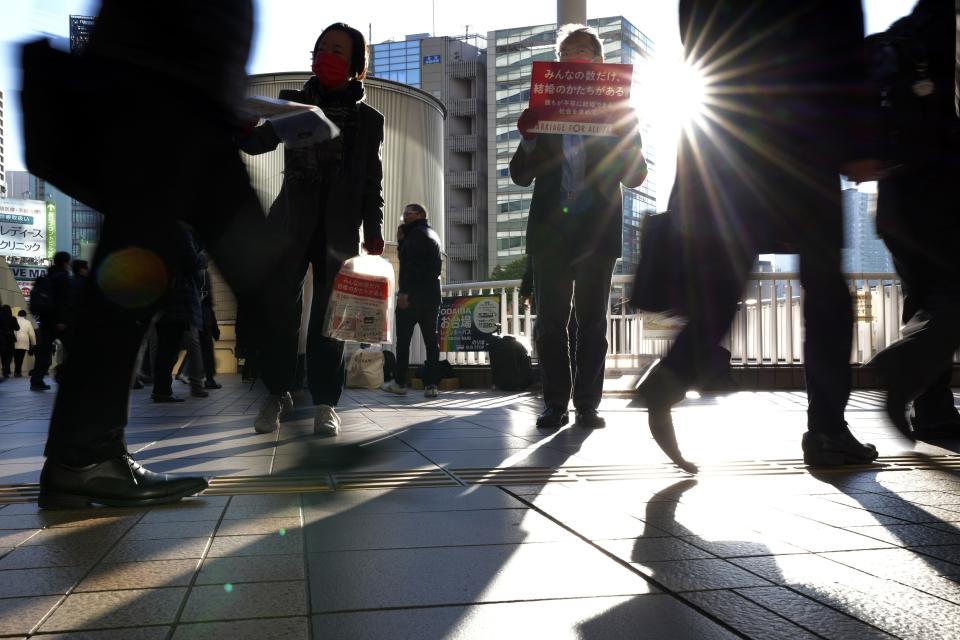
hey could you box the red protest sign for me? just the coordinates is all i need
[528,61,633,136]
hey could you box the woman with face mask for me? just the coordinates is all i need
[241,22,385,438]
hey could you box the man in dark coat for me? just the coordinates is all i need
[29,251,73,391]
[635,0,884,472]
[869,0,960,439]
[380,203,443,397]
[510,24,648,430]
[21,0,285,508]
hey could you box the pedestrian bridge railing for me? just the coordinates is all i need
[406,272,940,369]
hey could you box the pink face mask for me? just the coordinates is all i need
[312,52,350,89]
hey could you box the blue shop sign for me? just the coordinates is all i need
[423,55,441,65]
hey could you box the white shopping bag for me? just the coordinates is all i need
[322,255,395,344]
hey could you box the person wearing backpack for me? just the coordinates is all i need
[868,0,960,439]
[380,203,443,398]
[29,251,74,391]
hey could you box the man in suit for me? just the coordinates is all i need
[635,0,884,472]
[510,24,648,430]
[22,0,286,508]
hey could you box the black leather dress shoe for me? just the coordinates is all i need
[536,406,569,429]
[38,455,208,509]
[802,430,878,467]
[884,390,915,440]
[204,379,223,389]
[151,393,185,403]
[30,382,51,391]
[190,386,209,398]
[575,408,606,429]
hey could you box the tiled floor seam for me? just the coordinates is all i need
[300,494,315,640]
[163,494,233,639]
[21,507,152,636]
[499,487,752,640]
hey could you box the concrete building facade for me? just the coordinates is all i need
[370,34,488,282]
[486,17,657,275]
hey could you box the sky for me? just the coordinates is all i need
[0,0,919,194]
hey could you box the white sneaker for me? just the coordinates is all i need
[314,404,341,437]
[380,380,407,395]
[424,385,439,398]
[254,392,293,434]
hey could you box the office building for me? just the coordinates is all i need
[370,34,487,282]
[842,187,894,274]
[487,17,657,275]
[0,90,6,199]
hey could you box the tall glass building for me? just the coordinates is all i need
[486,17,657,275]
[370,35,427,88]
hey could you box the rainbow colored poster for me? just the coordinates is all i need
[439,296,500,351]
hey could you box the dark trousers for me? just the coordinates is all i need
[260,227,346,407]
[532,252,617,411]
[873,176,960,414]
[0,346,12,377]
[153,321,189,397]
[199,327,217,381]
[660,237,853,432]
[30,327,57,385]
[395,303,440,386]
[14,349,28,376]
[43,111,284,467]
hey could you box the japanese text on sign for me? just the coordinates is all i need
[528,61,633,136]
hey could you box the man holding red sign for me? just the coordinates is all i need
[510,24,648,430]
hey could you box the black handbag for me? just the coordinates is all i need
[629,210,687,313]
[20,39,112,212]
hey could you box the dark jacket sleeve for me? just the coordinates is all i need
[509,139,545,187]
[362,110,386,243]
[618,129,648,188]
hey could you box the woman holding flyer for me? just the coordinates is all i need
[241,22,385,437]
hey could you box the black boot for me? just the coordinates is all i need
[802,428,878,467]
[39,455,208,509]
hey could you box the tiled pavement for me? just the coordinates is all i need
[0,376,959,638]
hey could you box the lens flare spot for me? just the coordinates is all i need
[223,583,234,593]
[279,528,287,537]
[97,248,168,309]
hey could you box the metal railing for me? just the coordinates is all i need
[402,272,956,368]
[449,135,479,153]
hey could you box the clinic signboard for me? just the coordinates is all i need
[438,295,500,351]
[528,61,633,136]
[0,199,50,260]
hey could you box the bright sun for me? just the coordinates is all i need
[637,57,709,135]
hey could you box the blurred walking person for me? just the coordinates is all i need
[21,0,285,508]
[633,0,884,472]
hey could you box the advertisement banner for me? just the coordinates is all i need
[528,61,633,136]
[45,201,57,258]
[0,199,48,260]
[439,296,500,351]
[9,264,47,302]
